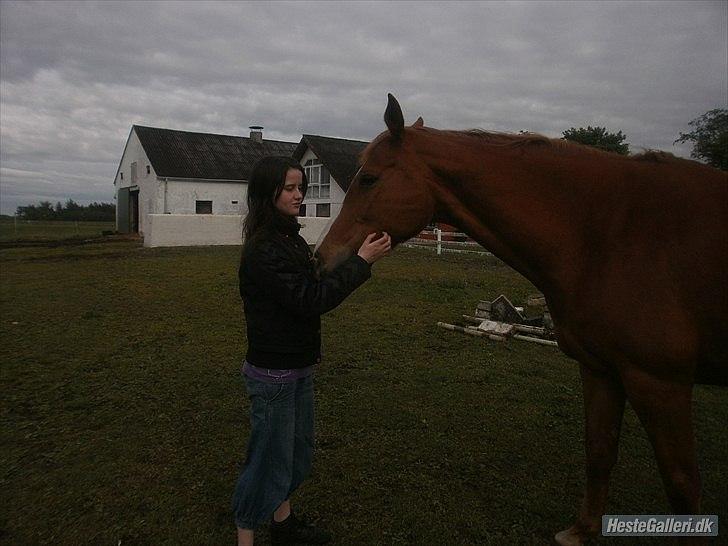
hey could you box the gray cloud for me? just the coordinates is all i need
[1,0,726,214]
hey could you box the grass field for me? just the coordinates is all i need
[1,241,725,545]
[0,218,115,242]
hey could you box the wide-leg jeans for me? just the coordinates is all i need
[232,374,315,530]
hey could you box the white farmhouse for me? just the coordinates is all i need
[113,125,296,238]
[113,125,368,247]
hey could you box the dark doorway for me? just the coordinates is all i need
[129,190,139,233]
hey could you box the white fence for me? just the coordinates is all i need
[144,214,331,248]
[403,228,491,256]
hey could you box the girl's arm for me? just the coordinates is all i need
[243,233,390,317]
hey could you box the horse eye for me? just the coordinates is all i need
[359,174,378,187]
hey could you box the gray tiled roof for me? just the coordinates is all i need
[134,125,297,180]
[293,134,369,192]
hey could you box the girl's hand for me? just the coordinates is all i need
[357,232,392,264]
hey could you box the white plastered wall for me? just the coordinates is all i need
[145,214,331,248]
[160,180,247,216]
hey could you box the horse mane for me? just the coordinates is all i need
[631,150,683,163]
[457,129,553,148]
[445,128,687,165]
[362,126,695,168]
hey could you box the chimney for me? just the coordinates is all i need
[249,125,263,143]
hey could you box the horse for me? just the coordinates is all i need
[314,94,727,545]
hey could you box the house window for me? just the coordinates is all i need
[231,200,238,205]
[146,165,151,175]
[131,162,138,184]
[196,200,213,214]
[316,203,330,217]
[120,172,123,180]
[303,158,330,199]
[298,204,306,217]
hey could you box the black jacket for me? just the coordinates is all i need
[239,221,371,369]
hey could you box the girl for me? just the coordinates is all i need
[233,156,391,546]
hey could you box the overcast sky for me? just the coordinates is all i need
[0,0,726,215]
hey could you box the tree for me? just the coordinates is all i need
[16,200,116,221]
[64,198,82,221]
[37,201,55,220]
[674,108,728,171]
[562,126,630,155]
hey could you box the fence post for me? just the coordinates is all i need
[436,227,442,255]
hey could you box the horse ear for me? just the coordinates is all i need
[384,93,405,140]
[412,117,424,128]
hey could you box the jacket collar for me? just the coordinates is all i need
[271,213,301,236]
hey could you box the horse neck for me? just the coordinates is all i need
[419,133,598,295]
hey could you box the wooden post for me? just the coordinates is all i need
[514,324,547,336]
[462,315,547,336]
[437,321,506,342]
[513,334,559,347]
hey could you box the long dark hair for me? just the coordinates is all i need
[242,156,308,248]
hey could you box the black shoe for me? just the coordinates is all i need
[270,512,332,545]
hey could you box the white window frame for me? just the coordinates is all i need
[303,158,330,199]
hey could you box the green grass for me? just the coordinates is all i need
[0,219,115,242]
[1,243,725,545]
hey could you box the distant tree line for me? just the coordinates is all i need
[16,200,115,222]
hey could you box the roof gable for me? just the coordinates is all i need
[294,134,368,192]
[134,125,297,180]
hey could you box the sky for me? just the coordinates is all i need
[0,0,726,215]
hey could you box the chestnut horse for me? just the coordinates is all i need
[315,95,727,544]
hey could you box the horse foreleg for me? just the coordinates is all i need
[555,364,625,546]
[621,368,702,523]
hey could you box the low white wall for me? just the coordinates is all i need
[297,216,332,246]
[145,214,332,247]
[145,214,243,247]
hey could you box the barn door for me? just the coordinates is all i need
[116,188,139,233]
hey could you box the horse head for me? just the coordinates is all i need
[315,94,435,273]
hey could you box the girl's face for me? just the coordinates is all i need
[274,168,304,217]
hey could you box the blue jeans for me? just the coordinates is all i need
[232,374,315,529]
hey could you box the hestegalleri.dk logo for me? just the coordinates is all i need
[602,515,718,537]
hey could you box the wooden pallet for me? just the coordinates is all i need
[438,294,558,347]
